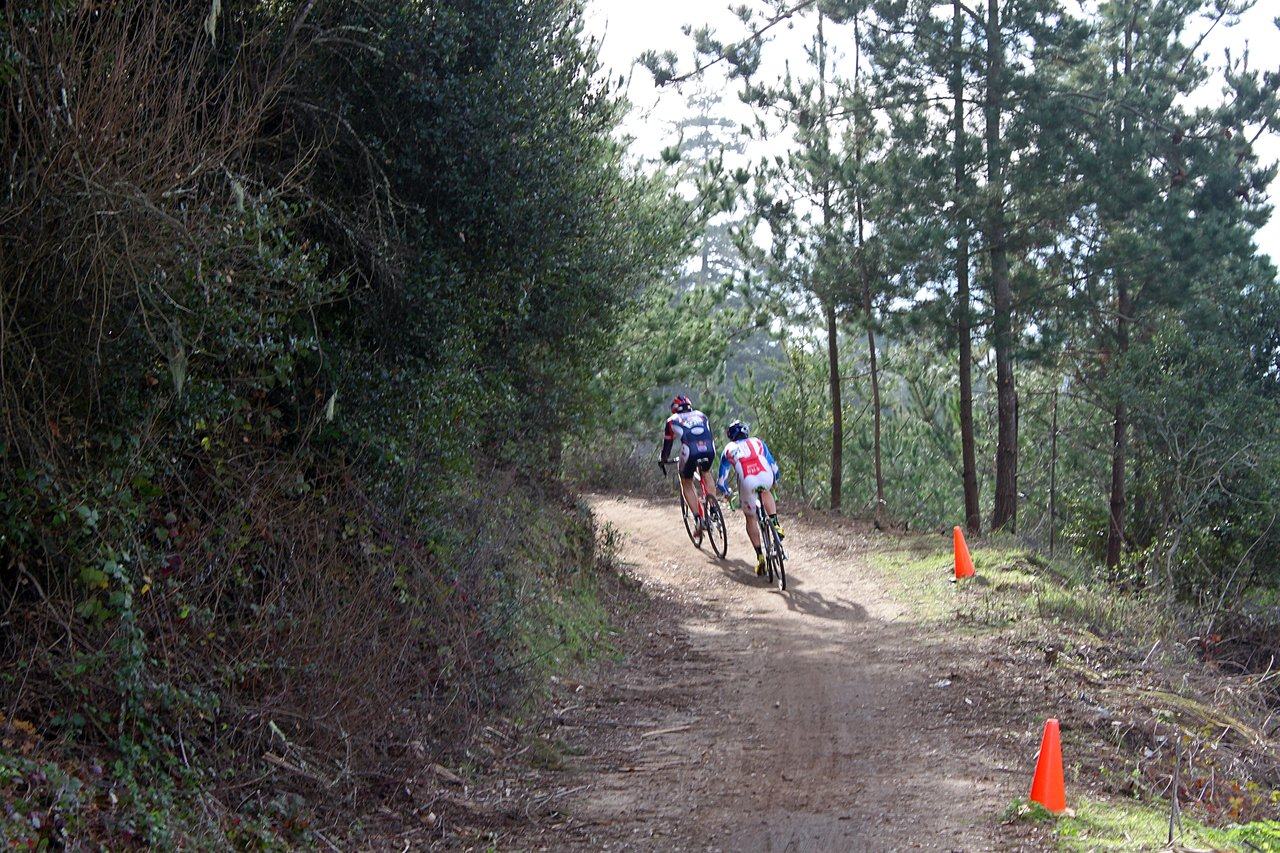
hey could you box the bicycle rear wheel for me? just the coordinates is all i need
[770,523,787,591]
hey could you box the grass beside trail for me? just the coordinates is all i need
[1054,796,1236,850]
[1007,795,1241,850]
[1050,795,1280,851]
[870,535,1041,626]
[516,518,630,688]
[873,533,1280,852]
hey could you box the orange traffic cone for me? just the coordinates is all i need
[1029,718,1066,813]
[953,526,975,579]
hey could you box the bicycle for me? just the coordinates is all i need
[752,488,787,591]
[659,460,727,559]
[723,487,787,590]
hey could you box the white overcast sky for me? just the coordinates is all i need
[585,0,1280,263]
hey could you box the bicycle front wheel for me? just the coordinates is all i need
[706,502,728,559]
[771,524,787,591]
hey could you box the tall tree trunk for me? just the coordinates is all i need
[816,11,843,512]
[851,13,883,523]
[1105,282,1131,570]
[985,0,1018,532]
[861,265,884,525]
[855,191,884,523]
[826,300,843,511]
[1104,20,1136,570]
[1132,426,1147,546]
[952,0,980,535]
[1049,385,1059,555]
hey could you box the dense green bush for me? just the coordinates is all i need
[0,0,684,844]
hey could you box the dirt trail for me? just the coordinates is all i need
[521,494,1028,851]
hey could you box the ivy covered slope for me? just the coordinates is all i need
[0,0,685,846]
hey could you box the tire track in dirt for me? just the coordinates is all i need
[519,494,1028,851]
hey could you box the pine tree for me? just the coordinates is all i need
[950,0,981,535]
[1057,0,1278,568]
[736,8,856,511]
[674,88,750,291]
[863,0,987,532]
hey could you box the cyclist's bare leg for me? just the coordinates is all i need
[680,475,703,519]
[699,468,717,507]
[760,489,777,516]
[742,506,762,549]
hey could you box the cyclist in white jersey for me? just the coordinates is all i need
[716,420,784,576]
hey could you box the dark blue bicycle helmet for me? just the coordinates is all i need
[726,420,749,441]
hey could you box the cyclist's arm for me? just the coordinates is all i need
[716,452,733,495]
[660,420,675,463]
[762,440,780,478]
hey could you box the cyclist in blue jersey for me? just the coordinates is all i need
[660,394,718,544]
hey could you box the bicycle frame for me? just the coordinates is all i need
[748,487,786,590]
[665,460,727,558]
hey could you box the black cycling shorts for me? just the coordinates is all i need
[681,449,715,480]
